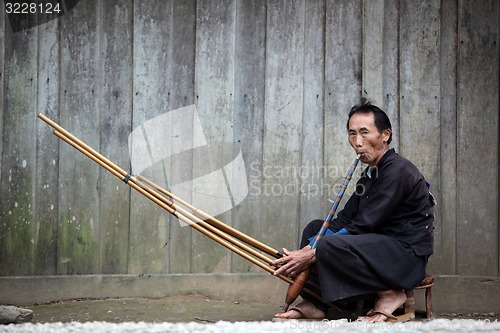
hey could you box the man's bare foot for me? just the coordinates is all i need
[357,290,407,323]
[274,299,325,319]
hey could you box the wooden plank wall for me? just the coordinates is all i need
[456,0,499,275]
[0,0,499,278]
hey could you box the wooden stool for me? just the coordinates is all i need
[404,274,435,319]
[355,274,435,320]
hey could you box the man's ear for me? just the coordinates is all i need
[383,129,392,142]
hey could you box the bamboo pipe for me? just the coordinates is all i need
[53,129,275,268]
[37,113,282,259]
[36,114,275,265]
[52,129,289,283]
[39,113,325,304]
[52,129,325,303]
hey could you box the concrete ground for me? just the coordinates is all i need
[21,293,500,324]
[27,293,280,323]
[2,274,500,332]
[3,294,500,333]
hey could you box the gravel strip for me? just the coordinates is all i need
[2,319,500,333]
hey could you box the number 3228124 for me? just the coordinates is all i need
[5,2,62,14]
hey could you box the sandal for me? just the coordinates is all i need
[359,310,415,323]
[273,306,325,321]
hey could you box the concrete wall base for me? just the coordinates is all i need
[0,274,498,314]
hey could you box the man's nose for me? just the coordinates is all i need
[355,135,363,147]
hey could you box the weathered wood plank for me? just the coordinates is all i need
[192,0,235,273]
[362,0,400,156]
[457,0,499,275]
[324,0,363,215]
[381,0,400,151]
[399,0,441,171]
[399,0,441,271]
[297,0,326,239]
[231,0,267,272]
[130,0,174,274]
[57,0,100,274]
[166,0,197,274]
[0,15,38,276]
[362,0,384,104]
[98,0,133,274]
[34,16,60,275]
[0,0,4,249]
[260,0,304,252]
[437,0,458,274]
[0,0,4,186]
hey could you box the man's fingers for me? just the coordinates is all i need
[271,248,308,277]
[274,261,292,276]
[273,265,285,276]
[271,256,288,267]
[271,248,293,266]
[273,260,300,277]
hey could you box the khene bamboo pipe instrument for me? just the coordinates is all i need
[40,114,277,274]
[280,154,360,313]
[38,113,326,304]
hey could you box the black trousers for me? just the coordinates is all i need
[299,219,427,312]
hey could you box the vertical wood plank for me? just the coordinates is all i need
[0,17,38,275]
[0,0,4,186]
[399,0,441,171]
[297,0,325,237]
[193,0,235,273]
[260,0,304,251]
[399,0,441,270]
[166,0,197,274]
[362,0,384,104]
[58,0,100,274]
[381,0,400,151]
[324,0,363,214]
[34,15,60,275]
[364,0,401,149]
[438,0,458,274]
[98,0,133,274]
[130,0,173,274]
[457,0,499,275]
[231,0,267,272]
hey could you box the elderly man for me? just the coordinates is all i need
[272,99,434,323]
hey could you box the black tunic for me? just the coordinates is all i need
[301,149,434,307]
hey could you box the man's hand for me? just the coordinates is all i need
[271,246,316,278]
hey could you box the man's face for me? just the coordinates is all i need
[348,112,391,167]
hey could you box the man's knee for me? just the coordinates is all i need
[316,235,351,261]
[315,237,333,264]
[299,219,324,247]
[315,236,337,252]
[303,219,324,233]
